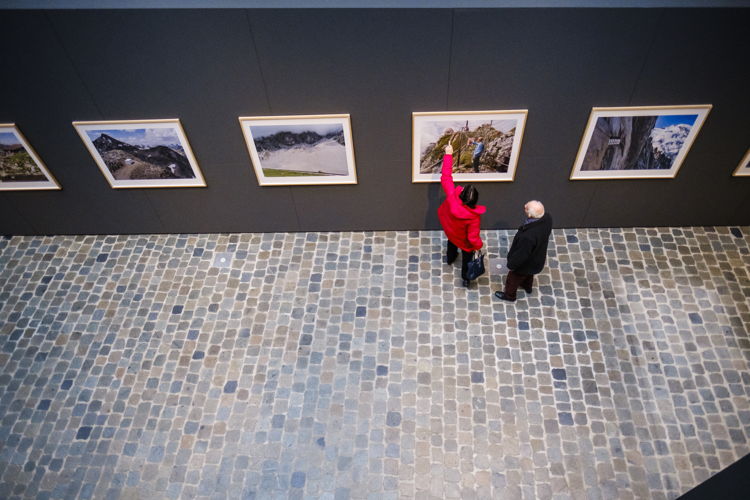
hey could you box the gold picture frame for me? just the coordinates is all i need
[239,114,357,186]
[0,123,60,191]
[73,118,206,189]
[412,110,528,183]
[570,104,712,180]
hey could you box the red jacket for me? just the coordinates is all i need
[438,154,486,252]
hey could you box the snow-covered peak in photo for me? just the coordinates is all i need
[651,124,692,157]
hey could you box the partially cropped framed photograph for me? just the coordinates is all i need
[570,105,712,180]
[239,114,357,186]
[0,124,60,191]
[733,148,750,177]
[412,110,528,183]
[73,119,206,188]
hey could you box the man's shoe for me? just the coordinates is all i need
[494,291,516,302]
[463,279,471,288]
[523,287,532,294]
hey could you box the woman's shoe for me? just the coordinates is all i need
[463,279,470,288]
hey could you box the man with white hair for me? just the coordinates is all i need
[495,200,553,302]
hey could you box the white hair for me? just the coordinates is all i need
[525,200,545,219]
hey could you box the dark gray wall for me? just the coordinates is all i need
[1,8,748,235]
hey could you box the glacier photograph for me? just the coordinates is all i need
[249,123,348,177]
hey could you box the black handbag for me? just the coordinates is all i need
[465,250,485,280]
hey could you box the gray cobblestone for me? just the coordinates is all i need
[0,227,748,498]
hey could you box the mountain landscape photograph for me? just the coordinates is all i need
[0,131,46,182]
[418,119,519,175]
[581,114,699,172]
[249,123,348,177]
[84,127,195,181]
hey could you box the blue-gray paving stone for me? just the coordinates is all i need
[75,427,92,440]
[290,471,305,488]
[558,412,574,426]
[386,411,401,426]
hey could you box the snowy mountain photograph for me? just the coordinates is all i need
[571,105,711,180]
[74,120,206,188]
[240,115,357,186]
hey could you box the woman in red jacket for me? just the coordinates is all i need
[438,144,486,287]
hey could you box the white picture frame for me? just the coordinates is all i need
[0,124,60,191]
[239,114,357,186]
[73,119,206,189]
[570,105,712,180]
[412,110,528,183]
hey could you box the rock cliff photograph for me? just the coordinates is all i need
[412,111,528,183]
[571,105,711,180]
[581,115,698,171]
[240,116,357,186]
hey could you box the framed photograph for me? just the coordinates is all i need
[239,114,357,186]
[0,124,60,191]
[412,110,528,183]
[570,105,712,180]
[73,119,206,188]
[733,148,750,177]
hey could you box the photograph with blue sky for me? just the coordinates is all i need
[420,119,517,147]
[654,114,698,129]
[0,128,48,185]
[576,106,711,177]
[85,127,181,148]
[0,131,23,146]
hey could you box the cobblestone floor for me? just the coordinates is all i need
[0,227,748,500]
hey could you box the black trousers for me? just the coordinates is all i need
[503,270,534,300]
[472,155,481,172]
[446,241,473,280]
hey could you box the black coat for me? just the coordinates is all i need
[506,213,553,275]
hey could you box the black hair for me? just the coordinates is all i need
[460,184,479,209]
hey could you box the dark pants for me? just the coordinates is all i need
[446,241,473,281]
[472,155,480,172]
[503,270,534,300]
